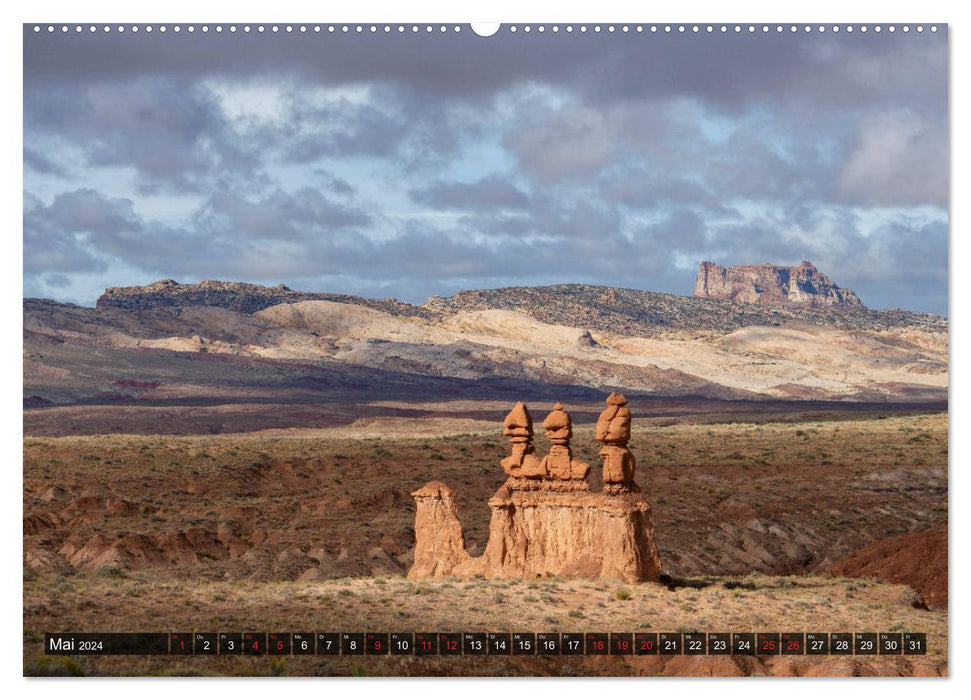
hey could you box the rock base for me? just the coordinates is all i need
[603,482,641,496]
[409,482,662,583]
[501,477,590,492]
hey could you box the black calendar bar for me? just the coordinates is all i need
[45,633,169,655]
[42,631,930,655]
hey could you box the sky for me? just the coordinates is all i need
[22,24,948,314]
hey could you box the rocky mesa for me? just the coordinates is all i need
[694,261,863,308]
[98,278,428,318]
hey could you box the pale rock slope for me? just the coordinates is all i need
[117,300,948,400]
[24,282,948,403]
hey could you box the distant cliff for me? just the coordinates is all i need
[423,283,937,336]
[694,261,863,308]
[26,277,947,411]
[97,279,429,318]
[93,278,938,336]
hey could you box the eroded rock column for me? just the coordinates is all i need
[596,392,638,495]
[409,481,473,577]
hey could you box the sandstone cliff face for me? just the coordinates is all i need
[409,485,662,583]
[694,261,863,308]
[480,488,662,581]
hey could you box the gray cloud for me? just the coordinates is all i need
[410,176,529,211]
[598,167,741,220]
[26,77,258,194]
[23,186,375,281]
[24,190,125,274]
[22,27,948,315]
[507,102,622,181]
[837,110,948,206]
[23,28,947,114]
[24,147,69,178]
[312,170,356,196]
[193,187,371,241]
[272,99,409,163]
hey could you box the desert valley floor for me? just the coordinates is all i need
[24,403,947,676]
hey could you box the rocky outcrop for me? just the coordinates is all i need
[478,487,662,581]
[97,279,428,317]
[539,402,591,483]
[694,261,863,308]
[498,401,545,480]
[422,284,944,335]
[410,481,662,582]
[500,401,590,488]
[410,482,474,577]
[408,397,663,583]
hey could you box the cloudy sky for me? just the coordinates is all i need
[23,25,948,314]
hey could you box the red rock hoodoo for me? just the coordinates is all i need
[408,396,663,583]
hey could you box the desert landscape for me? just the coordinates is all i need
[22,17,951,681]
[23,264,948,676]
[25,264,946,436]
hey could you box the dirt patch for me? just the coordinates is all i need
[828,528,947,609]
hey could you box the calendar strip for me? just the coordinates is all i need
[44,632,927,656]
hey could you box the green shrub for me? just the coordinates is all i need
[95,563,128,579]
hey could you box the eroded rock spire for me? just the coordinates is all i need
[596,392,638,494]
[500,401,544,478]
[539,402,590,482]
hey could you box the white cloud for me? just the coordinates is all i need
[204,79,290,128]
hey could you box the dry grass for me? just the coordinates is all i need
[23,571,946,676]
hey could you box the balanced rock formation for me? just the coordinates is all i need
[596,392,638,494]
[694,261,863,308]
[499,402,590,491]
[539,403,590,483]
[499,401,545,480]
[409,396,663,583]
